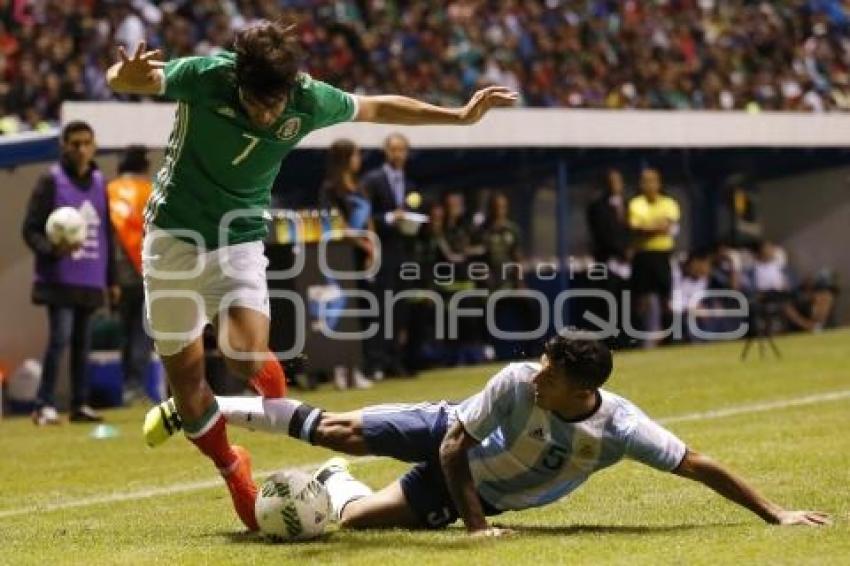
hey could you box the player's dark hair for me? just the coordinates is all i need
[234,19,301,102]
[543,335,613,389]
[61,120,94,142]
[118,144,149,174]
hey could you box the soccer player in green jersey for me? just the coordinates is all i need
[106,20,517,531]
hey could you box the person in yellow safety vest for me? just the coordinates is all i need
[107,145,153,403]
[628,168,681,347]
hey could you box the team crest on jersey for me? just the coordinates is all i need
[576,443,595,460]
[529,427,546,441]
[216,106,236,118]
[277,117,301,140]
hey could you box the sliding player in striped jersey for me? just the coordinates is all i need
[144,336,829,535]
[107,20,517,531]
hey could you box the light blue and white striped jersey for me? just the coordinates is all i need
[454,362,686,511]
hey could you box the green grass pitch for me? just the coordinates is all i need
[2,330,849,565]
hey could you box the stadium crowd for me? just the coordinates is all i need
[4,0,850,134]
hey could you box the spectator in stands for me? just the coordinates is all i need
[710,242,743,290]
[705,241,747,336]
[22,121,118,425]
[671,251,713,342]
[784,271,839,333]
[107,144,153,404]
[409,200,457,369]
[414,201,460,292]
[319,138,373,390]
[729,181,762,248]
[476,192,524,292]
[443,190,473,255]
[628,168,680,347]
[743,240,792,340]
[320,138,371,232]
[474,192,534,360]
[8,1,850,131]
[442,190,487,364]
[749,240,790,294]
[361,132,413,378]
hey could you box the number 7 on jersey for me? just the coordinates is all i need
[232,133,260,165]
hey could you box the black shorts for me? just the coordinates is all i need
[361,402,501,529]
[631,251,673,297]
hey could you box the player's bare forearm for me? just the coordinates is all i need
[355,86,518,126]
[673,449,783,523]
[356,95,462,125]
[674,449,830,527]
[439,422,487,533]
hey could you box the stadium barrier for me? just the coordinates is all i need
[0,130,59,167]
[61,103,850,149]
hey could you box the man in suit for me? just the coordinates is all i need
[364,133,411,243]
[586,168,632,347]
[587,169,630,265]
[361,133,413,377]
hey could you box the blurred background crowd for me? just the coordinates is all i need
[5,0,850,134]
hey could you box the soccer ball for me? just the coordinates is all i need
[46,206,87,247]
[255,470,332,542]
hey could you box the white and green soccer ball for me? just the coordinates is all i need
[46,206,87,247]
[255,470,332,542]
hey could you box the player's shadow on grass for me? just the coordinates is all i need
[214,528,520,551]
[209,520,745,556]
[496,522,739,536]
[215,530,500,556]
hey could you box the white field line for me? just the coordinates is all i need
[2,389,849,521]
[657,389,850,425]
[0,455,380,521]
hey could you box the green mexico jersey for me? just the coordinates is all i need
[146,51,357,248]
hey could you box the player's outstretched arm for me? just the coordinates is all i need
[354,86,518,125]
[439,421,511,537]
[672,449,831,526]
[106,41,165,95]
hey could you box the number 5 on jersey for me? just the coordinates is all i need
[232,133,260,165]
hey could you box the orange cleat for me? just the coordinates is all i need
[222,445,259,531]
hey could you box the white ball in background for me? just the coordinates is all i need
[46,206,87,247]
[255,470,332,542]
